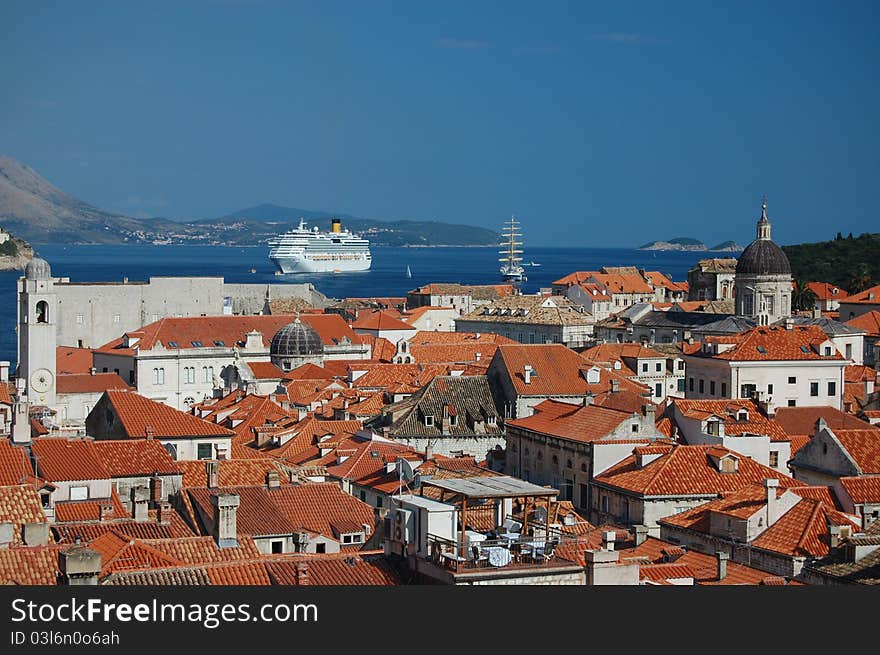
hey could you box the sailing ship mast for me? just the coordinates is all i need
[499,216,526,283]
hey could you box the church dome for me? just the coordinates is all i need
[270,318,323,358]
[735,199,791,276]
[24,257,52,280]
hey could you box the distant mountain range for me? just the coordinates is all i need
[0,156,500,246]
[638,237,743,252]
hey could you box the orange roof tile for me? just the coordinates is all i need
[145,535,263,564]
[89,530,184,574]
[845,310,880,337]
[806,282,848,301]
[842,283,880,305]
[56,346,95,374]
[246,361,284,379]
[31,438,110,482]
[672,399,791,441]
[751,499,859,557]
[507,399,645,443]
[0,546,63,585]
[0,440,33,485]
[0,485,49,546]
[698,325,845,362]
[92,439,179,477]
[176,459,289,488]
[56,373,132,395]
[833,429,880,473]
[101,390,235,439]
[54,490,127,522]
[352,310,415,332]
[265,551,403,585]
[595,444,802,497]
[791,485,844,510]
[839,476,880,504]
[772,406,874,437]
[205,560,272,585]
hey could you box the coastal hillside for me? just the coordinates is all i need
[639,237,742,252]
[0,156,499,246]
[783,232,880,290]
[0,228,34,270]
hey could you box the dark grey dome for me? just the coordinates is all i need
[735,240,791,276]
[25,257,51,280]
[270,319,323,357]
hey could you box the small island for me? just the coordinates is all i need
[638,237,742,252]
[0,227,34,270]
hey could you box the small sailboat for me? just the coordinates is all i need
[405,265,412,278]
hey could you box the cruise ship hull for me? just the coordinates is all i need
[271,254,371,274]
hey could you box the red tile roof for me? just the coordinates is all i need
[698,325,845,362]
[54,489,127,522]
[496,344,650,396]
[246,361,284,379]
[673,399,791,441]
[262,483,375,539]
[0,440,33,485]
[832,429,880,474]
[56,372,132,395]
[507,399,644,443]
[56,346,96,374]
[145,535,263,564]
[772,406,874,438]
[806,282,848,301]
[639,562,694,582]
[31,438,110,482]
[594,444,802,497]
[843,284,880,305]
[176,459,289,488]
[352,310,415,332]
[751,498,859,557]
[92,439,179,477]
[205,560,272,585]
[89,530,184,574]
[265,552,402,585]
[0,547,63,585]
[791,485,844,510]
[845,310,880,337]
[839,476,880,504]
[101,390,235,439]
[0,485,49,546]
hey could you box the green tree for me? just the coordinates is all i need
[847,264,874,294]
[791,280,819,312]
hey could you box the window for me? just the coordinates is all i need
[184,367,196,384]
[35,300,49,324]
[769,451,779,468]
[788,399,797,407]
[698,379,704,394]
[742,293,754,315]
[642,363,648,373]
[376,496,383,508]
[75,314,84,324]
[601,496,609,513]
[845,344,852,359]
[631,423,639,433]
[197,443,213,460]
[768,384,774,395]
[655,383,662,397]
[168,341,179,348]
[424,415,434,427]
[656,363,662,372]
[359,490,366,502]
[448,415,457,427]
[824,346,832,356]
[191,340,203,348]
[677,361,684,371]
[112,314,120,323]
[152,367,166,385]
[689,378,694,392]
[788,376,796,384]
[129,370,135,385]
[214,340,225,347]
[741,384,756,398]
[581,463,588,473]
[315,543,326,554]
[487,415,496,425]
[710,381,716,396]
[579,484,589,509]
[70,486,88,501]
[565,458,572,469]
[810,382,819,397]
[271,541,283,554]
[677,379,686,392]
[828,381,837,396]
[721,382,727,396]
[202,366,209,383]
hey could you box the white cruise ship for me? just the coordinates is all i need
[268,218,372,274]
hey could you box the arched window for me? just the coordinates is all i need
[566,459,573,469]
[35,300,48,324]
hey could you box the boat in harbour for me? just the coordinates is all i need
[268,218,372,274]
[499,216,526,284]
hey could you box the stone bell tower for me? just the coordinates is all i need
[17,257,58,409]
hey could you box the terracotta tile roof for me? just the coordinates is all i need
[659,484,790,531]
[410,283,515,299]
[176,459,289,488]
[832,429,880,474]
[146,535,262,564]
[246,361,284,379]
[322,438,423,482]
[697,325,845,362]
[845,364,879,384]
[843,283,880,305]
[56,346,96,374]
[92,439,179,477]
[845,310,880,337]
[264,551,403,585]
[31,438,110,482]
[409,343,505,365]
[0,485,49,546]
[53,513,197,542]
[54,490,127,522]
[507,399,643,443]
[589,272,655,295]
[581,342,669,363]
[89,530,184,574]
[345,392,387,417]
[0,546,62,585]
[791,486,844,510]
[459,295,593,326]
[187,487,300,536]
[639,562,694,582]
[839,476,880,504]
[101,390,235,439]
[283,362,336,380]
[594,444,801,497]
[772,406,874,438]
[56,373,132,395]
[353,363,449,390]
[788,435,811,457]
[352,310,414,332]
[806,282,848,301]
[751,498,860,557]
[656,417,675,438]
[356,336,397,361]
[205,560,272,585]
[0,440,33,485]
[496,344,649,396]
[672,399,790,441]
[102,567,210,586]
[262,483,375,539]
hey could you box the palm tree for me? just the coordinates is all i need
[847,264,874,294]
[791,280,818,312]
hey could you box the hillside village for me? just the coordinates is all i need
[2,201,879,586]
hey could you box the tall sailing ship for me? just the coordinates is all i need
[268,218,372,274]
[499,216,526,284]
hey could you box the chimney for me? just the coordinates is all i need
[642,403,655,423]
[157,501,171,525]
[602,530,616,551]
[266,470,281,490]
[829,524,842,549]
[784,318,794,331]
[583,394,594,406]
[764,478,779,525]
[475,352,482,362]
[207,461,220,488]
[812,307,822,319]
[99,502,114,521]
[131,486,150,522]
[866,379,875,397]
[21,522,49,547]
[295,561,310,586]
[424,443,433,461]
[715,551,729,580]
[814,417,828,437]
[611,379,620,393]
[210,493,240,548]
[0,522,12,549]
[254,426,273,448]
[524,365,533,384]
[633,525,649,546]
[149,473,163,504]
[89,367,96,376]
[59,544,102,585]
[0,361,8,383]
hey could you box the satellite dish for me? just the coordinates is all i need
[397,457,416,483]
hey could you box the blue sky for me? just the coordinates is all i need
[1,0,877,246]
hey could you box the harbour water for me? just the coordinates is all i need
[0,244,732,368]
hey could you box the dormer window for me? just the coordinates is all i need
[424,415,434,427]
[823,346,832,356]
[487,415,497,425]
[737,410,749,422]
[448,414,457,427]
[341,532,364,545]
[168,341,179,348]
[214,340,225,347]
[191,340,203,347]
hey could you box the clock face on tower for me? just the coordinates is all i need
[30,368,53,394]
